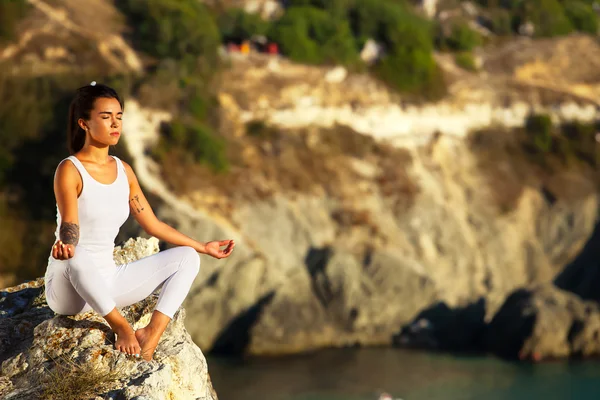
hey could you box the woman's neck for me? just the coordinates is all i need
[76,145,111,164]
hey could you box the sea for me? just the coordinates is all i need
[207,348,600,400]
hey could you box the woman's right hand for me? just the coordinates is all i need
[52,240,75,260]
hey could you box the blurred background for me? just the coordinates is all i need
[1,0,600,398]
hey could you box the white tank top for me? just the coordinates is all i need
[50,155,130,271]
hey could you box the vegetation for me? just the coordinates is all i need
[218,8,271,43]
[39,354,125,400]
[116,0,221,71]
[473,0,599,37]
[154,120,229,173]
[523,113,599,167]
[0,0,29,42]
[455,51,478,71]
[563,0,598,34]
[525,113,554,153]
[268,7,359,66]
[446,22,482,51]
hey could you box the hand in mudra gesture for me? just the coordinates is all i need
[205,240,235,259]
[52,240,76,260]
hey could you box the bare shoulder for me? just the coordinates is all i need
[55,159,80,182]
[54,158,82,193]
[120,160,140,183]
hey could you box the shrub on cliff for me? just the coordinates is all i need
[563,0,598,34]
[561,121,599,165]
[0,0,29,42]
[455,51,478,71]
[218,8,271,43]
[444,22,482,51]
[347,0,444,97]
[155,120,228,173]
[494,0,573,37]
[525,114,553,153]
[117,0,221,70]
[268,6,359,65]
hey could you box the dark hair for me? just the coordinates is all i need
[67,83,123,154]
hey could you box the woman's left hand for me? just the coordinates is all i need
[205,240,235,259]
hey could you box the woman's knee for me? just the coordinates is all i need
[178,246,200,275]
[46,294,89,316]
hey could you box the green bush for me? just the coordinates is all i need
[445,22,482,51]
[0,0,29,42]
[455,51,478,71]
[157,120,228,173]
[525,114,553,153]
[117,0,221,70]
[218,8,270,43]
[477,0,597,37]
[563,0,598,34]
[375,48,445,98]
[561,121,598,165]
[188,124,229,173]
[285,0,351,15]
[343,0,444,97]
[269,7,359,65]
[514,0,573,37]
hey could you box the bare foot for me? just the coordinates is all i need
[113,326,141,357]
[135,327,160,361]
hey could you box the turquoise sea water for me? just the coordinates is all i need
[207,348,600,400]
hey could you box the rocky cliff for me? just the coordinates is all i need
[123,36,600,356]
[0,238,218,400]
[2,0,600,360]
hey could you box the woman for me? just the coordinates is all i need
[44,82,235,361]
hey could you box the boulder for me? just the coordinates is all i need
[485,284,600,361]
[0,238,218,400]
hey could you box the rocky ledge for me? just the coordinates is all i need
[485,283,600,362]
[395,282,600,362]
[0,238,218,400]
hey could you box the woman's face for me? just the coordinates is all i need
[79,97,123,147]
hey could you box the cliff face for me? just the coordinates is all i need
[118,36,600,355]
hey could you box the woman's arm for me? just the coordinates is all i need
[122,161,234,259]
[52,160,82,259]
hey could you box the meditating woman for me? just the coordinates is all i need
[44,82,235,361]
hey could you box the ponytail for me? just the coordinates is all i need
[66,83,123,155]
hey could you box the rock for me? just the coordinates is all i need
[242,248,438,355]
[360,39,384,65]
[123,37,600,357]
[519,22,535,37]
[415,0,438,18]
[167,131,598,356]
[0,238,218,400]
[393,298,487,351]
[325,66,348,84]
[485,284,600,361]
[113,237,160,265]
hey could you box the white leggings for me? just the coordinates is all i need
[44,246,200,319]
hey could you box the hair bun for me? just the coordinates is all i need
[90,81,97,86]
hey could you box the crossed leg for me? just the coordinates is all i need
[45,246,200,360]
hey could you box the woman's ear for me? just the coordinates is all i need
[77,118,88,132]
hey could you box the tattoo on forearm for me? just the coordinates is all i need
[129,195,145,214]
[59,222,79,245]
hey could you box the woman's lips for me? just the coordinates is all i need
[110,132,120,137]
